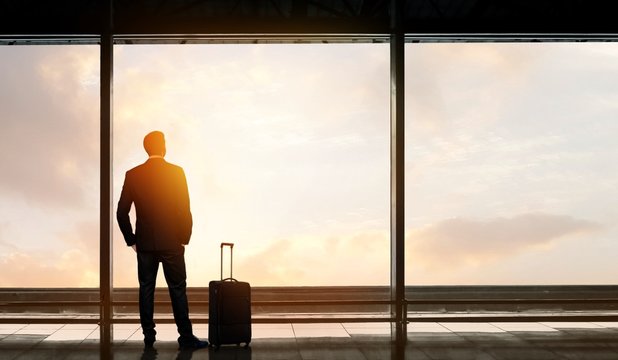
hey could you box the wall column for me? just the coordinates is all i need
[99,0,114,352]
[390,0,406,345]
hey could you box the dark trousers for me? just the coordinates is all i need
[137,248,193,341]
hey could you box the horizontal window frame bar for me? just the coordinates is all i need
[405,33,618,42]
[3,314,618,324]
[3,298,618,307]
[4,33,618,45]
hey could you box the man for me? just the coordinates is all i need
[117,130,208,350]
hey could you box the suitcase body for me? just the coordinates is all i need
[208,243,252,348]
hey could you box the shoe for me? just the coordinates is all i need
[178,336,208,350]
[144,336,156,348]
[142,347,158,359]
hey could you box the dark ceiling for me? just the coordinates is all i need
[0,0,615,38]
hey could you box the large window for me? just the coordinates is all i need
[3,40,615,316]
[113,44,390,287]
[405,43,618,285]
[0,45,100,288]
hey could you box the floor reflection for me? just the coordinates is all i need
[2,322,618,359]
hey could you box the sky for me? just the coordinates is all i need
[0,42,616,287]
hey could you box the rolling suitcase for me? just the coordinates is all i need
[208,242,252,349]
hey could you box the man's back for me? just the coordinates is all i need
[117,158,192,251]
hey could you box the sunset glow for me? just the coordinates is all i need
[0,43,616,287]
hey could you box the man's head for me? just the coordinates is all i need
[143,131,166,157]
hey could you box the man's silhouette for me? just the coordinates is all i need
[117,131,207,350]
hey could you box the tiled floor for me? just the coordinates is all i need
[1,322,618,359]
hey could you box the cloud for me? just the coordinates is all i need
[0,249,97,287]
[405,43,541,137]
[235,230,390,286]
[0,220,99,287]
[0,223,16,251]
[407,213,602,271]
[0,46,99,209]
[113,44,389,156]
[57,221,99,259]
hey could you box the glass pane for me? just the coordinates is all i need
[0,44,99,318]
[113,44,390,290]
[405,43,618,285]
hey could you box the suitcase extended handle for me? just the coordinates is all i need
[220,242,234,280]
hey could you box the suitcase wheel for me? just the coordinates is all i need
[208,342,249,350]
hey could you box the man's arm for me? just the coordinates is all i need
[117,172,137,247]
[178,168,193,245]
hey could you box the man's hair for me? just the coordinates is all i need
[143,131,165,156]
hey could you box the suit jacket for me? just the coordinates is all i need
[116,158,193,251]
